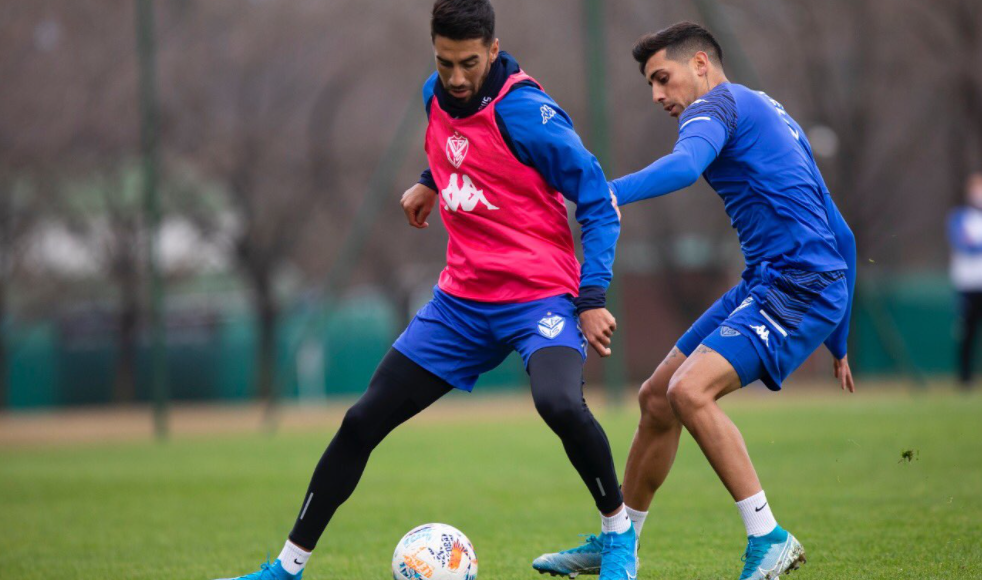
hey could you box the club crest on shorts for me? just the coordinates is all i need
[446,132,469,168]
[537,313,565,339]
[720,325,741,337]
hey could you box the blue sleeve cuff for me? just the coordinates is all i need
[419,168,436,191]
[573,286,606,315]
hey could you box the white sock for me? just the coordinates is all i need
[278,540,311,576]
[735,490,778,537]
[625,505,649,537]
[601,505,632,534]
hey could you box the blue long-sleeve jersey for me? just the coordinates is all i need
[948,207,982,254]
[610,82,855,358]
[419,53,619,301]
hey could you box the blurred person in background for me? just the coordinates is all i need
[212,1,635,579]
[947,172,982,389]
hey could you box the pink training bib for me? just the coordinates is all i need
[425,71,580,303]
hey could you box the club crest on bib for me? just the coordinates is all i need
[537,313,565,339]
[446,132,469,168]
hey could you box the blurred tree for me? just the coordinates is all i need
[909,0,982,205]
[49,161,225,404]
[58,166,144,403]
[0,177,45,409]
[159,1,352,410]
[0,1,142,403]
[6,0,976,396]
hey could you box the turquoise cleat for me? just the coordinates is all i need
[532,534,603,577]
[739,526,806,580]
[598,526,637,580]
[213,558,302,580]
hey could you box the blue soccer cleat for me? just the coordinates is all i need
[598,526,638,580]
[532,534,603,577]
[213,558,302,580]
[739,525,806,580]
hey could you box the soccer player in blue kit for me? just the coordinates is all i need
[533,22,857,580]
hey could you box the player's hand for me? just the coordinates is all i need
[579,307,616,357]
[401,183,438,229]
[833,355,855,393]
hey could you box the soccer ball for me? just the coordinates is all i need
[391,523,478,580]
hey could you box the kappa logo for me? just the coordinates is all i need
[537,313,565,339]
[749,324,770,346]
[720,326,741,337]
[442,173,499,212]
[540,104,557,125]
[446,132,469,168]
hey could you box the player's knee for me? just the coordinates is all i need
[638,375,675,429]
[534,391,588,432]
[666,374,708,418]
[339,402,382,449]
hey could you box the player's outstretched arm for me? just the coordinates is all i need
[612,90,733,206]
[610,135,717,206]
[401,182,438,229]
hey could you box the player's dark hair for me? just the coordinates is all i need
[431,0,495,45]
[632,21,723,74]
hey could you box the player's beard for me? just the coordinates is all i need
[447,58,492,105]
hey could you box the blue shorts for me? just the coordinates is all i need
[677,264,848,390]
[393,287,587,391]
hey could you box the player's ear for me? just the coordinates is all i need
[489,38,500,62]
[693,51,710,77]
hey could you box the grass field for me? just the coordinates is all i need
[2,388,982,579]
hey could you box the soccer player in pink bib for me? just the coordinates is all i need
[213,2,636,579]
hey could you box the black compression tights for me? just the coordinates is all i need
[288,347,623,549]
